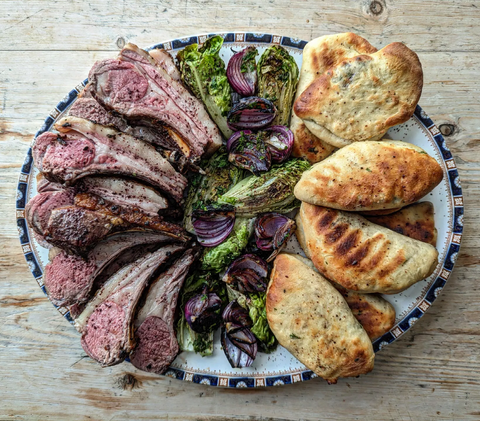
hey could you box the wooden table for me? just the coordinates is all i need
[1,1,479,419]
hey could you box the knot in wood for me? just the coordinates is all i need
[116,37,126,49]
[369,1,384,15]
[439,124,456,137]
[117,373,139,390]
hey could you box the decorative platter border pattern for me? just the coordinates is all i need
[16,33,464,388]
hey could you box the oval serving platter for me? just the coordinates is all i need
[16,32,464,388]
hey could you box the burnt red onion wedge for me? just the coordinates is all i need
[263,125,294,163]
[227,47,258,97]
[229,329,258,359]
[221,301,257,367]
[255,213,297,262]
[222,300,252,328]
[185,291,222,334]
[222,254,269,293]
[227,97,277,131]
[221,328,255,368]
[192,205,235,247]
[227,130,271,176]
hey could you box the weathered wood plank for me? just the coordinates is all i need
[0,0,479,52]
[1,51,479,135]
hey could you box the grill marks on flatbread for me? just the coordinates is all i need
[291,33,377,162]
[296,203,438,294]
[267,253,374,383]
[294,141,443,212]
[365,201,437,246]
[294,42,423,148]
[292,254,395,341]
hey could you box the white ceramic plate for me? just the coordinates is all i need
[16,32,464,388]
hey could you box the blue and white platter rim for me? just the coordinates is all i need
[16,32,464,388]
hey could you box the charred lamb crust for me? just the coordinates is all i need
[44,206,130,255]
[74,176,169,216]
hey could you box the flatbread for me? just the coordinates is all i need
[296,202,439,294]
[294,42,423,148]
[291,33,377,163]
[365,201,437,246]
[267,253,374,383]
[294,232,395,340]
[294,140,443,212]
[335,287,396,340]
[360,208,401,216]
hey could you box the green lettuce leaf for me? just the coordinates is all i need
[201,217,254,273]
[177,36,233,138]
[248,293,276,352]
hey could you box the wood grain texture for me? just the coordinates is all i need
[1,0,479,420]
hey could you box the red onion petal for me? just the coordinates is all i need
[222,301,252,327]
[196,221,234,247]
[230,337,258,359]
[255,213,296,252]
[263,125,294,163]
[255,213,290,239]
[227,97,276,131]
[192,208,235,248]
[223,254,269,293]
[226,48,257,96]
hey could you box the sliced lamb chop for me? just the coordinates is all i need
[68,95,129,131]
[88,43,222,161]
[26,187,188,253]
[75,244,185,367]
[33,116,187,204]
[89,242,163,296]
[44,230,177,307]
[25,188,75,240]
[75,177,169,216]
[69,71,195,173]
[73,191,181,228]
[130,248,197,373]
[68,94,177,152]
[34,175,170,219]
[44,205,189,255]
